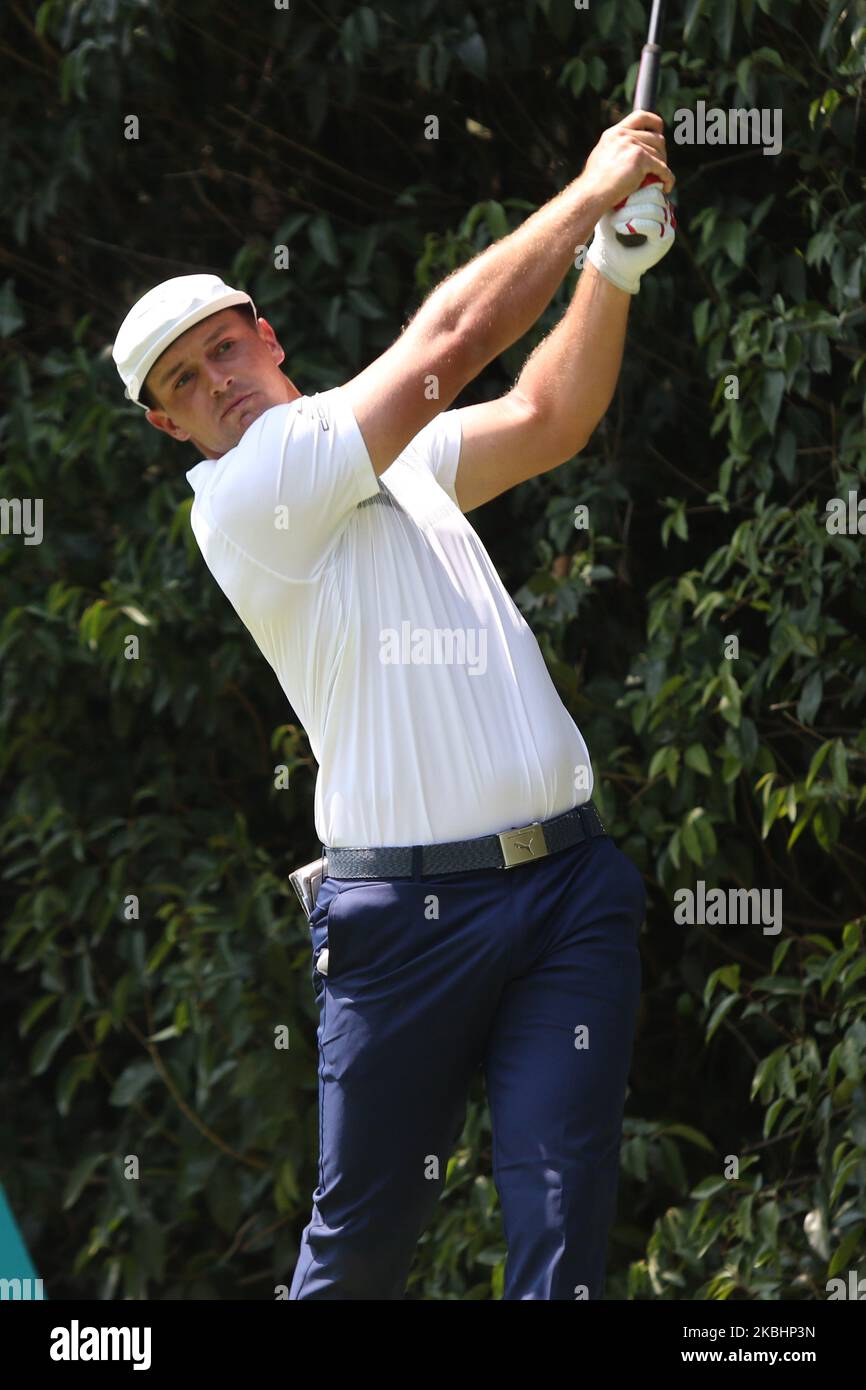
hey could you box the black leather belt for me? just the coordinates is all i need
[322,800,606,879]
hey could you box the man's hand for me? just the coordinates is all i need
[580,111,675,211]
[585,182,676,295]
[579,111,677,296]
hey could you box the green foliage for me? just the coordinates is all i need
[623,918,866,1298]
[1,0,864,1300]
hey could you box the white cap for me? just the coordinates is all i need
[112,273,257,409]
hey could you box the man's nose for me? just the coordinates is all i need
[208,365,233,394]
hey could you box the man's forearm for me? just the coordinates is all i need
[418,176,609,366]
[511,260,631,454]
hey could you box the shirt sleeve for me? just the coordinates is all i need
[402,409,464,510]
[201,386,381,580]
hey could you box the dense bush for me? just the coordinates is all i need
[1,0,864,1299]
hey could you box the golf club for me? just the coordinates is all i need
[615,0,668,248]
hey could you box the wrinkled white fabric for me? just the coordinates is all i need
[185,387,594,848]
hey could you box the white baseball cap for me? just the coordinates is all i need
[112,273,257,409]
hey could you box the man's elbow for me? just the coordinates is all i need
[546,421,596,467]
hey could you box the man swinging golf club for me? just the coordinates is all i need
[113,109,675,1300]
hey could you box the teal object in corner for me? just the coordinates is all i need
[0,1185,45,1299]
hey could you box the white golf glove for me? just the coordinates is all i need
[586,179,677,295]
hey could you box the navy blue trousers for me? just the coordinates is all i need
[289,829,645,1300]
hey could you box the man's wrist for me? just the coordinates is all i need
[583,258,635,300]
[585,239,640,295]
[572,174,610,227]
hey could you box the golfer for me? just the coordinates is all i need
[112,111,676,1301]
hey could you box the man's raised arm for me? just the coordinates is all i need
[343,110,674,477]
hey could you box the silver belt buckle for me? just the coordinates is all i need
[498,820,549,868]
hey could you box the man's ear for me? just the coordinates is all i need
[255,316,286,368]
[145,407,192,443]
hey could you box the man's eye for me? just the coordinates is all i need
[218,340,234,352]
[176,373,191,389]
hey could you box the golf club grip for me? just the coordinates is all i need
[615,30,664,247]
[632,41,662,113]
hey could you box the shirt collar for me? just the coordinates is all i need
[185,460,213,493]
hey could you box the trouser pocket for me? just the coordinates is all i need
[308,878,342,998]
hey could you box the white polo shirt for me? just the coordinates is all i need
[185,387,593,848]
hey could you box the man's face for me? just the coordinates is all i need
[142,307,301,458]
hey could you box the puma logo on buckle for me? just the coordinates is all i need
[499,821,549,868]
